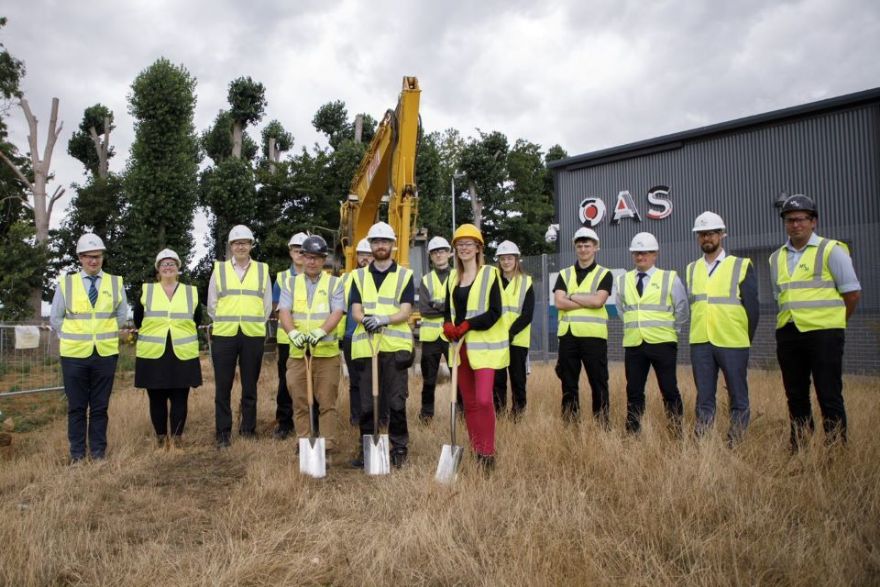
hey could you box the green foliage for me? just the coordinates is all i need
[198,158,257,260]
[200,110,259,165]
[502,139,556,256]
[0,221,47,320]
[227,76,267,126]
[261,119,293,159]
[123,58,199,297]
[0,17,24,101]
[66,104,115,176]
[312,100,349,150]
[414,131,451,239]
[458,130,509,244]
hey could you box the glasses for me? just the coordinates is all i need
[79,254,103,261]
[784,216,813,225]
[455,242,478,250]
[632,251,655,257]
[231,241,252,247]
[697,230,722,238]
[158,261,178,268]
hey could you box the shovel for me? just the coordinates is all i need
[298,346,326,478]
[363,331,390,475]
[435,340,464,484]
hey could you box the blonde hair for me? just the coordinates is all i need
[453,243,484,281]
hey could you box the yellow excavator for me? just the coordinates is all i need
[338,76,423,271]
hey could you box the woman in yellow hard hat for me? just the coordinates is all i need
[134,249,203,450]
[442,224,509,471]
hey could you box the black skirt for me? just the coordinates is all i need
[134,334,202,390]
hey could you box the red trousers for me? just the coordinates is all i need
[457,344,496,456]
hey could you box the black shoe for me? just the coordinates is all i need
[157,434,168,449]
[349,454,364,468]
[418,413,433,425]
[216,432,231,449]
[475,453,495,473]
[69,455,86,466]
[390,449,408,469]
[273,427,292,441]
[239,429,257,439]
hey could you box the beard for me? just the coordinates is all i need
[701,241,719,254]
[372,247,391,261]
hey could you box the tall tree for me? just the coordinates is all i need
[227,76,266,159]
[67,103,114,178]
[123,58,199,294]
[458,130,509,236]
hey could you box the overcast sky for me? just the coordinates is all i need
[4,0,880,238]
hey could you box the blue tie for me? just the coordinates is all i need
[636,272,647,297]
[87,276,99,307]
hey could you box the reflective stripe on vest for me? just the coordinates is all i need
[351,265,414,359]
[618,269,677,347]
[687,256,750,347]
[770,237,847,331]
[502,273,532,348]
[289,272,340,358]
[276,268,294,344]
[448,265,509,370]
[557,265,610,339]
[419,269,449,342]
[136,283,199,360]
[59,273,123,358]
[213,260,268,337]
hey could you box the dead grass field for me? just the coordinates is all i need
[1,358,878,586]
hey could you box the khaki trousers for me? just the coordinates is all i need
[287,355,341,452]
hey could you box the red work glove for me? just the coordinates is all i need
[455,320,471,339]
[443,322,458,341]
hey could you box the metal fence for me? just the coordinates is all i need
[0,323,64,397]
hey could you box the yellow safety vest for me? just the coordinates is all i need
[212,260,269,337]
[770,237,848,331]
[276,268,295,344]
[617,269,678,347]
[687,256,750,348]
[557,264,610,339]
[334,272,354,341]
[419,269,449,343]
[448,266,509,370]
[58,272,124,358]
[351,264,414,359]
[136,283,199,360]
[501,273,532,348]
[288,272,341,359]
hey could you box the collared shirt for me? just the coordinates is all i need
[771,232,861,300]
[49,269,129,332]
[206,258,273,320]
[277,272,344,312]
[702,249,727,275]
[272,263,298,303]
[615,265,689,333]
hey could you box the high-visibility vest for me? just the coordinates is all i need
[557,264,610,339]
[212,260,269,337]
[501,273,532,348]
[276,268,295,344]
[288,272,341,359]
[351,265,414,359]
[687,256,750,348]
[448,266,509,370]
[770,237,848,331]
[334,272,353,341]
[617,269,678,347]
[58,272,124,358]
[136,282,199,360]
[419,269,449,343]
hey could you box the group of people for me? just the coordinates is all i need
[49,193,859,466]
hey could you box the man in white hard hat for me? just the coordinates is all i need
[341,238,373,426]
[553,227,613,425]
[49,233,129,463]
[687,212,759,444]
[417,235,452,423]
[207,224,272,447]
[615,232,688,436]
[271,231,309,440]
[348,221,415,468]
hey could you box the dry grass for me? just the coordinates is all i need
[1,358,878,586]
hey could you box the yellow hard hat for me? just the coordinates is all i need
[452,223,484,245]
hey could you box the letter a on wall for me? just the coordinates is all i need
[611,190,641,224]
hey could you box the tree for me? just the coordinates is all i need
[261,119,292,173]
[227,76,266,159]
[67,103,114,178]
[500,139,556,256]
[123,58,199,294]
[458,130,509,235]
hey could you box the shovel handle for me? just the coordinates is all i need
[303,344,314,407]
[449,340,463,408]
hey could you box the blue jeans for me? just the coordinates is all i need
[61,352,118,459]
[691,343,750,441]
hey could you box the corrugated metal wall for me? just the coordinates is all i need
[552,101,880,372]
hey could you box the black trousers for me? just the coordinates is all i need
[212,332,264,437]
[420,338,449,418]
[494,345,528,415]
[275,342,293,431]
[357,352,409,453]
[557,335,609,423]
[624,342,683,433]
[61,352,118,459]
[147,388,190,436]
[342,337,363,425]
[776,323,847,447]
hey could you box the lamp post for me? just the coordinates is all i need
[451,170,465,234]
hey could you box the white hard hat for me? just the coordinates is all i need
[692,211,726,232]
[427,236,451,252]
[228,225,255,243]
[76,233,106,254]
[495,240,521,259]
[154,248,181,269]
[572,227,600,245]
[288,232,309,247]
[629,232,660,252]
[366,221,396,242]
[356,238,372,254]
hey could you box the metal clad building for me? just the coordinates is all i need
[549,88,879,373]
